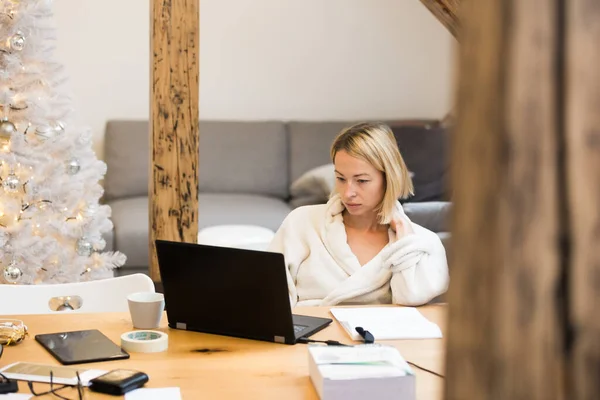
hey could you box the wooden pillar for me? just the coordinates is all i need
[445,0,600,397]
[445,0,566,399]
[418,0,460,38]
[149,0,199,282]
[566,1,600,397]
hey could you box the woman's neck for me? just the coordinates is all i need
[342,210,387,232]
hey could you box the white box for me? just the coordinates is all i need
[308,344,416,400]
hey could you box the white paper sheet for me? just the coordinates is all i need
[0,395,32,399]
[330,307,442,340]
[125,387,181,400]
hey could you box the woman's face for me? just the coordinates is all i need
[334,150,385,217]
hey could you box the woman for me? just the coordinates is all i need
[268,122,449,307]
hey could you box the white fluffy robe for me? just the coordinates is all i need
[268,195,449,307]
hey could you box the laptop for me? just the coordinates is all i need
[155,240,332,345]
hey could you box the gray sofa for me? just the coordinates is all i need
[102,120,451,277]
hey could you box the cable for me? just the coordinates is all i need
[296,337,349,346]
[406,361,445,378]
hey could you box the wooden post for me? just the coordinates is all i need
[566,1,600,397]
[418,0,460,38]
[445,0,566,399]
[149,0,199,282]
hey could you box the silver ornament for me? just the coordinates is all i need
[65,158,81,175]
[76,237,93,257]
[53,121,65,134]
[9,32,25,52]
[2,173,20,193]
[0,119,15,145]
[56,301,75,311]
[3,261,22,284]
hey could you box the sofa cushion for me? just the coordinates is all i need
[104,120,289,200]
[108,196,150,268]
[108,194,292,268]
[198,121,289,198]
[389,121,450,202]
[288,122,353,183]
[104,120,150,201]
[290,163,335,202]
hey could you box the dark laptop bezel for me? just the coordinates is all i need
[155,240,331,345]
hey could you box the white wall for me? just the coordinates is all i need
[53,0,455,158]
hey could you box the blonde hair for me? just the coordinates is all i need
[330,122,414,224]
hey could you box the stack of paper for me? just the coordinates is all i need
[308,344,415,400]
[330,307,442,341]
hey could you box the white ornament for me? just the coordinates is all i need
[9,31,25,52]
[3,260,23,283]
[37,200,51,211]
[76,237,93,257]
[35,125,57,141]
[65,158,81,175]
[3,173,20,193]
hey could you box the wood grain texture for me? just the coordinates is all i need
[4,306,446,399]
[418,0,461,38]
[149,0,199,282]
[445,0,565,399]
[566,0,600,397]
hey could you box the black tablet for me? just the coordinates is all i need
[35,329,130,365]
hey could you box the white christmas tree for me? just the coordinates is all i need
[0,0,126,284]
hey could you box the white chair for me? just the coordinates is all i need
[197,224,275,251]
[0,273,155,315]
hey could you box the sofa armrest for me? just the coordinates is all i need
[403,201,451,233]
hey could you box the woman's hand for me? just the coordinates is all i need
[390,216,415,241]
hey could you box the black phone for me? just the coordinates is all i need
[35,329,129,365]
[89,369,149,395]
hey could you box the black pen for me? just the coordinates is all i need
[355,327,375,344]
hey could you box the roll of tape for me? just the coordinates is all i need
[121,330,168,353]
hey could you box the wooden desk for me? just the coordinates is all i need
[1,305,446,399]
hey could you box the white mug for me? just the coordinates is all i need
[127,292,165,329]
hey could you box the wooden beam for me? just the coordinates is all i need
[149,0,199,282]
[567,0,600,396]
[445,0,566,399]
[419,0,460,38]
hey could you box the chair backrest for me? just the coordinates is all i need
[0,274,155,315]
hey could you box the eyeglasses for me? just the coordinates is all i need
[27,370,84,400]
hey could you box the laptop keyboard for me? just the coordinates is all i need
[294,324,308,334]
